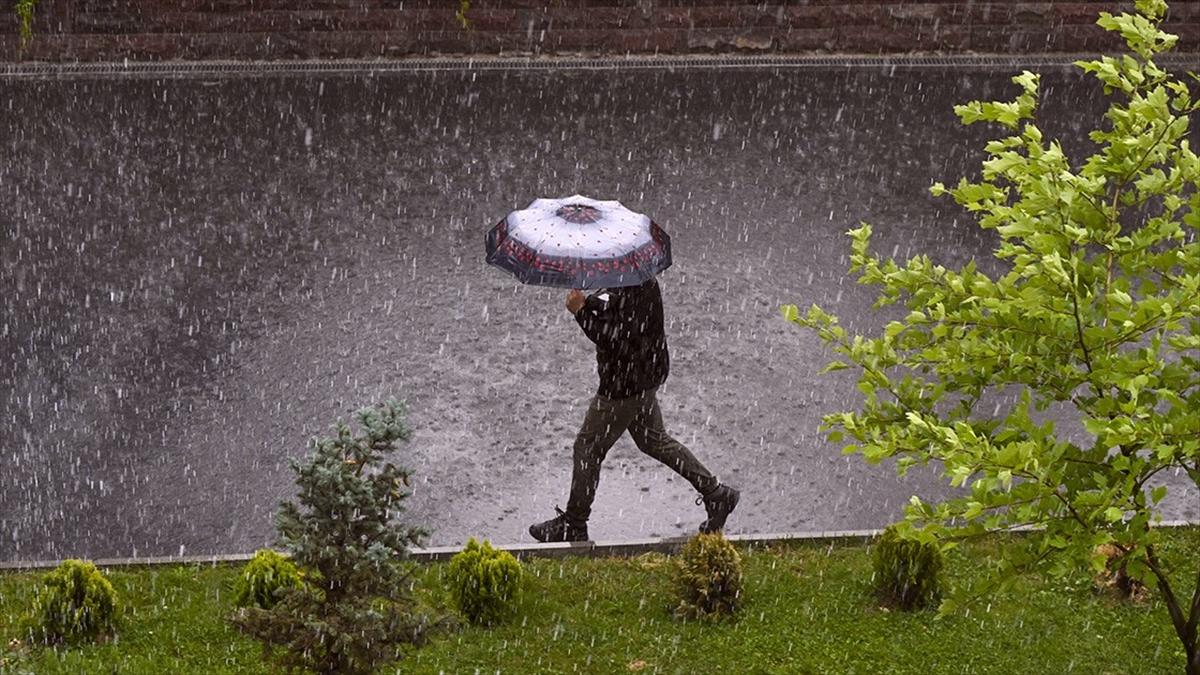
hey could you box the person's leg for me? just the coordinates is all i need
[563,391,644,524]
[626,388,720,496]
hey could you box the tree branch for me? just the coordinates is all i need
[1115,114,1186,190]
[1070,286,1096,378]
[1131,462,1173,500]
[1050,485,1093,530]
[941,317,1077,343]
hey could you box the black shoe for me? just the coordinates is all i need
[697,484,740,534]
[529,506,589,543]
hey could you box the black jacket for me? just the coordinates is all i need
[574,277,670,399]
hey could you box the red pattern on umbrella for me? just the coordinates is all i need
[495,227,664,276]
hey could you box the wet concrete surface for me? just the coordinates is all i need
[2,64,1196,561]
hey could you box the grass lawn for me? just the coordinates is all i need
[1,526,1195,674]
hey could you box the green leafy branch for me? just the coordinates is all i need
[782,1,1200,669]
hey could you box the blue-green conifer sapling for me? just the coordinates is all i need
[230,398,440,675]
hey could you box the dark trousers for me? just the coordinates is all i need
[565,386,719,524]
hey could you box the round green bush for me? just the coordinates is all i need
[872,524,945,611]
[24,559,119,645]
[673,532,743,620]
[446,538,523,626]
[233,549,304,609]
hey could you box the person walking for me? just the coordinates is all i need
[528,277,740,542]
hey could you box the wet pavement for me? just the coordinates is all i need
[2,63,1197,561]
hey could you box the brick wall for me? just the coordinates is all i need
[2,1,1198,62]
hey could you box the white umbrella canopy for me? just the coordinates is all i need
[485,195,672,289]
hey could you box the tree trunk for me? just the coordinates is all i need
[1144,545,1198,675]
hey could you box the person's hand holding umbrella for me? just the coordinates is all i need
[565,289,586,314]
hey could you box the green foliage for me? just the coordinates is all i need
[229,398,443,675]
[455,0,471,30]
[672,532,743,620]
[1091,542,1152,603]
[446,538,523,626]
[782,2,1200,671]
[15,0,35,50]
[22,560,119,645]
[872,524,945,611]
[231,549,303,610]
[1,528,1198,671]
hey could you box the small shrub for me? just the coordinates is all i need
[446,538,523,626]
[1091,543,1151,604]
[872,524,944,611]
[233,549,304,610]
[23,559,119,645]
[672,532,743,620]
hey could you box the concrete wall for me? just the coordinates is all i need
[1,1,1198,62]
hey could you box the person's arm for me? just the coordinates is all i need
[574,290,618,346]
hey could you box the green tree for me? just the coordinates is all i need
[230,398,440,674]
[781,1,1200,671]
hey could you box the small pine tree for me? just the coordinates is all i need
[872,524,945,611]
[23,559,119,645]
[229,398,440,675]
[232,549,303,610]
[446,538,524,626]
[672,532,743,621]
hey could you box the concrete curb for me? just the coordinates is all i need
[2,520,1195,571]
[2,53,1200,80]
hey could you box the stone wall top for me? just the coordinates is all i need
[2,1,1198,62]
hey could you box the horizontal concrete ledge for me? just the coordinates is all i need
[2,520,1195,571]
[3,52,1200,80]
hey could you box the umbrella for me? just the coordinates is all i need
[485,194,672,289]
